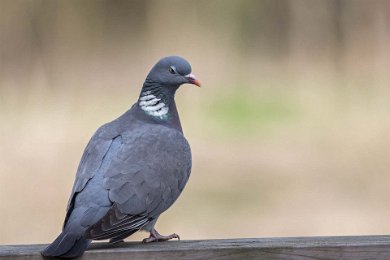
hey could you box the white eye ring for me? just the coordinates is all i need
[169,66,176,74]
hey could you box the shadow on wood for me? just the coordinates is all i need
[2,236,390,259]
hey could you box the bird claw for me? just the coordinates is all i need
[142,229,180,243]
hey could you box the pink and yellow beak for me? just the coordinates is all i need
[185,74,201,87]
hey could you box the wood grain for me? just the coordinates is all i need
[2,236,390,259]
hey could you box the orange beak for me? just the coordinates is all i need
[185,74,201,87]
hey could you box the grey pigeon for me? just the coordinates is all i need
[42,56,200,258]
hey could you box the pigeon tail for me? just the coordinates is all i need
[41,232,91,258]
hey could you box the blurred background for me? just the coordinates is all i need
[1,0,390,245]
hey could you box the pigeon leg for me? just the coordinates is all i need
[142,229,180,243]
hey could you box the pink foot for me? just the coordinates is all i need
[142,229,180,243]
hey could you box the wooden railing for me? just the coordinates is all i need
[2,235,390,259]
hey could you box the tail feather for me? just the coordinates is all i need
[60,236,90,258]
[41,232,90,258]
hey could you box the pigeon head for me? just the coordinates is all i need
[146,56,201,88]
[138,56,200,121]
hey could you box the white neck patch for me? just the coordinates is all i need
[139,92,169,119]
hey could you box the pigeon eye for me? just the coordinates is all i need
[169,66,176,74]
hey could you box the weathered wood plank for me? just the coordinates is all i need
[2,236,390,259]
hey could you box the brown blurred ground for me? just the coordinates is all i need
[1,0,390,245]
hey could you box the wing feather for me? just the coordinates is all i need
[84,204,151,240]
[63,123,120,228]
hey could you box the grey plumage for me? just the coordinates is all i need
[42,56,199,258]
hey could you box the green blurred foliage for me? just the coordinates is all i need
[208,89,299,135]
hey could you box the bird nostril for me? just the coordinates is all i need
[185,74,196,81]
